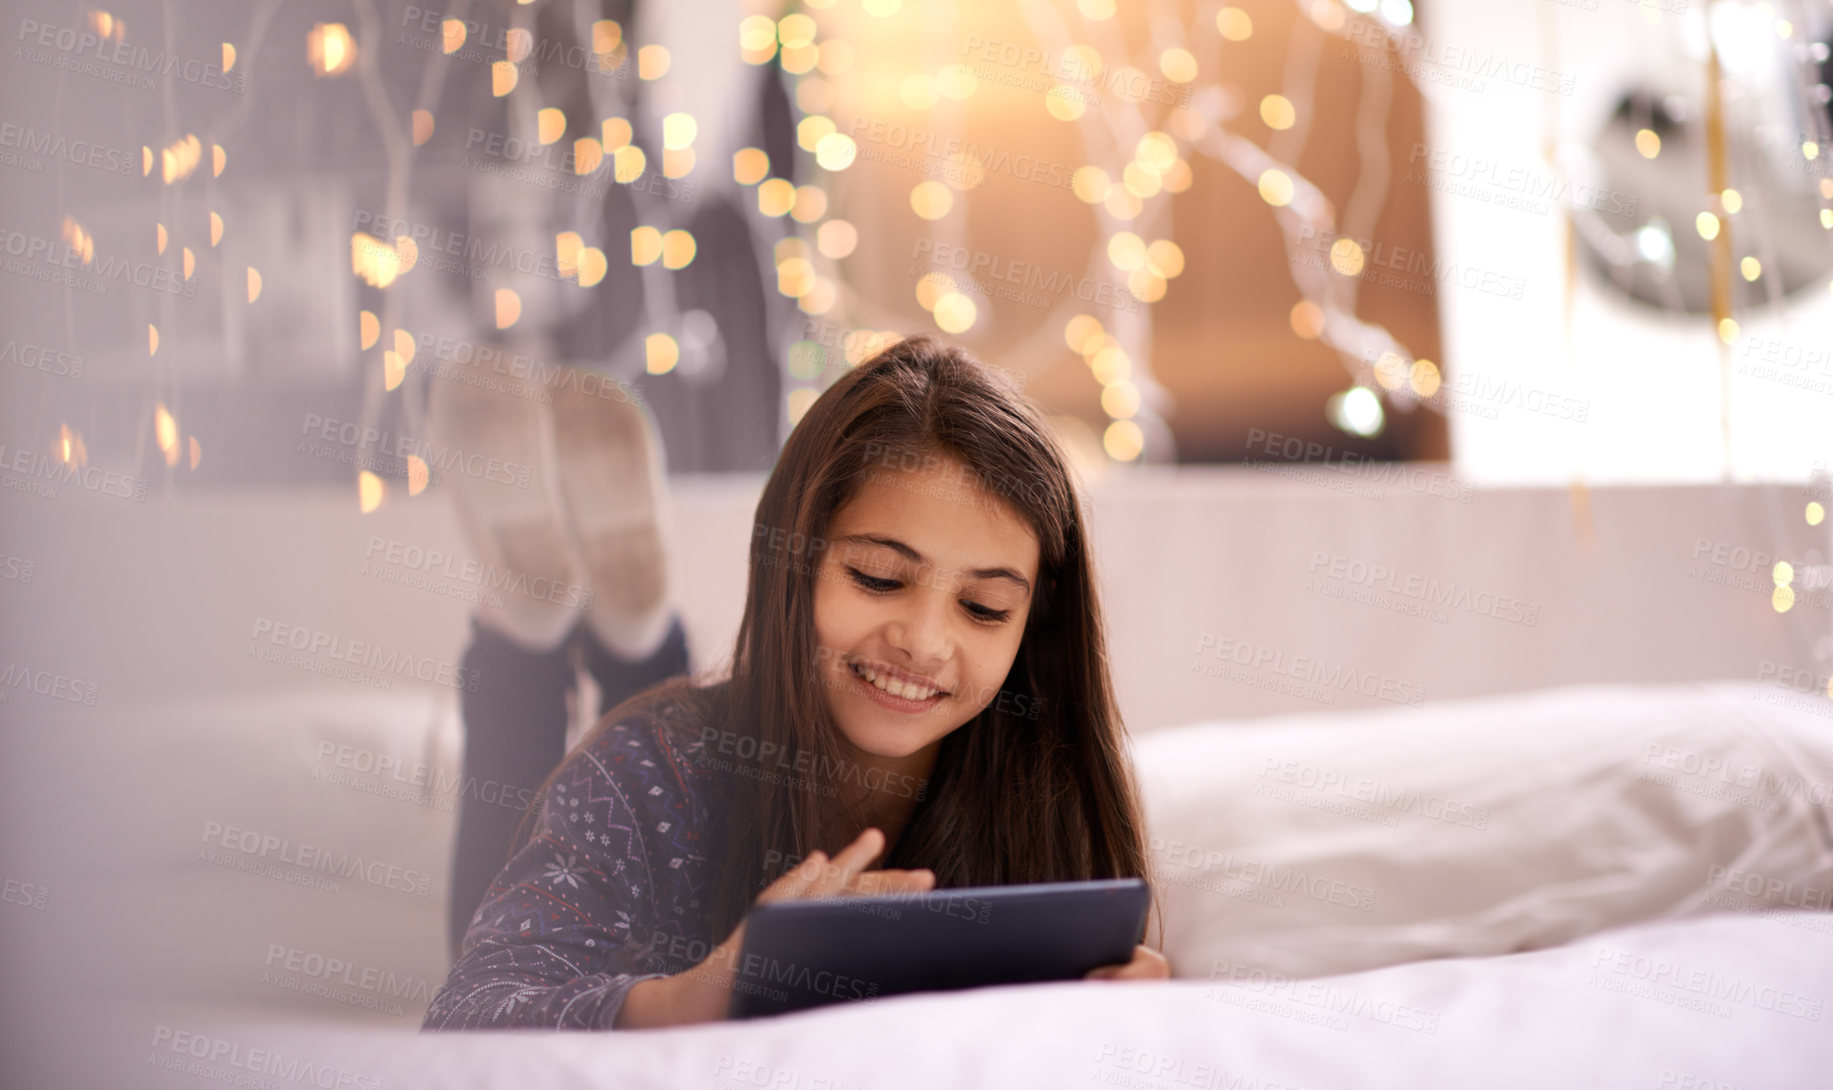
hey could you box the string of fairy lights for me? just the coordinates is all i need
[33,0,1831,640]
[752,0,1476,460]
[733,0,1827,620]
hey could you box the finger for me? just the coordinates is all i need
[1113,948,1151,980]
[768,851,827,898]
[1136,946,1171,979]
[1109,947,1169,981]
[811,828,884,897]
[850,867,935,897]
[1085,946,1165,982]
[833,826,887,872]
[757,849,829,904]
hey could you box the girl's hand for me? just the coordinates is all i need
[754,826,937,906]
[1084,944,1171,981]
[622,827,934,1027]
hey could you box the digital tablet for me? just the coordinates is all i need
[725,877,1149,1019]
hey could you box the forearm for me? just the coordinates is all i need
[612,975,684,1029]
[419,974,648,1033]
[614,956,740,1028]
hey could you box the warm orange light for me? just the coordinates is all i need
[358,471,385,513]
[308,23,356,77]
[155,403,180,466]
[351,233,402,288]
[160,134,202,184]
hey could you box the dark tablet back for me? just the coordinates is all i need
[726,877,1149,1019]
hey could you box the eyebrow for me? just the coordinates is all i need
[834,533,1033,595]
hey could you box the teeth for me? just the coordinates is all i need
[852,661,938,701]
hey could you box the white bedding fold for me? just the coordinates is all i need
[54,910,1832,1090]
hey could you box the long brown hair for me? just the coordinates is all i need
[522,335,1158,946]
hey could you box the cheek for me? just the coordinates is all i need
[810,567,863,655]
[809,577,838,656]
[963,630,1027,706]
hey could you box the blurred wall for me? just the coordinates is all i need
[3,473,1822,733]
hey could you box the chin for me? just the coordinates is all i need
[835,717,932,761]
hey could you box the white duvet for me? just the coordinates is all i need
[6,679,1833,1088]
[70,910,1833,1090]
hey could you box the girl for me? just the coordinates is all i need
[422,335,1168,1031]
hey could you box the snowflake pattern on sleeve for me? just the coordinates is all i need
[421,712,728,1030]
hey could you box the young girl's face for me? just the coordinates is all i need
[811,455,1040,772]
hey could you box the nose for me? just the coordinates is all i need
[884,581,950,668]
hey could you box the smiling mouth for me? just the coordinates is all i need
[848,659,948,702]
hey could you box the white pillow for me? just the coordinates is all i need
[13,687,461,1024]
[1133,680,1833,981]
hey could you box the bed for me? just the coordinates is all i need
[6,676,1830,1088]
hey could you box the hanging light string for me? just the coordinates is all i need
[349,0,420,504]
[570,1,700,381]
[1259,3,1438,413]
[344,0,466,506]
[1013,0,1179,460]
[105,1,1833,489]
[1268,11,1327,170]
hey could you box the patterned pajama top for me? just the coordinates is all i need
[422,708,733,1030]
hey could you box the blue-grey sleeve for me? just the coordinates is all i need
[421,723,690,1030]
